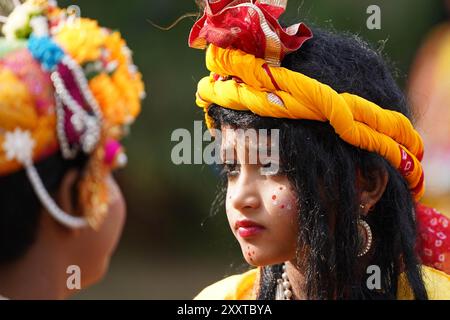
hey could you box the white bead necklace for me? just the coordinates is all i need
[276,263,293,300]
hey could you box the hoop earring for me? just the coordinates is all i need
[357,218,373,257]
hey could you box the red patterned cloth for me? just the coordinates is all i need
[189,0,312,66]
[416,203,450,274]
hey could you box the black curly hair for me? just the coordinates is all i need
[208,27,428,300]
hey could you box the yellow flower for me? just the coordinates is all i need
[54,18,106,64]
[0,68,37,131]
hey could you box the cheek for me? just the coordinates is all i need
[226,190,232,210]
[77,178,126,286]
[267,185,297,215]
[93,176,126,258]
[225,189,232,215]
[225,190,235,226]
[106,177,127,245]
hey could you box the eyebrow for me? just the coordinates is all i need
[221,146,278,164]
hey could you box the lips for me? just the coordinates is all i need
[235,219,265,238]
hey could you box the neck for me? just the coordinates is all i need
[0,222,71,300]
[285,260,307,300]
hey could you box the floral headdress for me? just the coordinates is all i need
[0,0,145,229]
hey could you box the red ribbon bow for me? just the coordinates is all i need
[189,0,313,66]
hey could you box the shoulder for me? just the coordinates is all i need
[398,265,450,300]
[194,269,259,300]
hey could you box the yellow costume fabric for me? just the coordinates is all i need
[196,45,425,200]
[195,266,450,300]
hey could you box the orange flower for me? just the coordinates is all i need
[89,66,144,126]
[112,65,143,118]
[104,31,128,66]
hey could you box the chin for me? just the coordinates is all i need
[244,258,260,267]
[242,253,277,267]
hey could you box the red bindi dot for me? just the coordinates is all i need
[272,195,277,200]
[281,205,285,209]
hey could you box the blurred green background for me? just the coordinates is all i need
[34,0,446,299]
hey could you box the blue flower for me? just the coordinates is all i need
[27,35,65,71]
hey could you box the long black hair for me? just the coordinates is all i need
[208,27,427,300]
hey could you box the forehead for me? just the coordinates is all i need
[221,126,272,150]
[219,126,281,167]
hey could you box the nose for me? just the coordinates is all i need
[229,169,261,211]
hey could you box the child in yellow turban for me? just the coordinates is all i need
[191,0,450,300]
[0,0,144,299]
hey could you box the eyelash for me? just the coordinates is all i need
[222,162,284,178]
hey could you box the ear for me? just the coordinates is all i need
[55,169,82,235]
[357,167,389,216]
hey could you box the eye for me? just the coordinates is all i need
[223,162,240,178]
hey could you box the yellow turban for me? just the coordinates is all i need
[196,45,425,201]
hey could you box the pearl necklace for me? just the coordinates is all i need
[276,263,293,300]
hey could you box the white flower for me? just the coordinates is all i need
[30,16,49,37]
[2,1,43,40]
[2,128,35,164]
